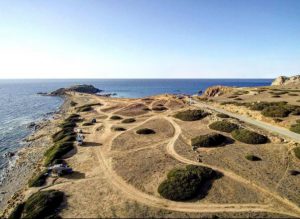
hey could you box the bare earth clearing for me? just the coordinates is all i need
[4,91,300,218]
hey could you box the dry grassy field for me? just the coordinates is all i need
[5,91,300,218]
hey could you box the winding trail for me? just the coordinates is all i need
[165,117,300,217]
[47,98,300,217]
[84,105,300,217]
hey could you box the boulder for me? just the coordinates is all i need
[202,86,233,97]
[271,75,300,86]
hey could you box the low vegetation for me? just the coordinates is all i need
[112,126,126,131]
[152,106,168,111]
[174,109,208,121]
[158,165,218,201]
[8,203,24,219]
[216,113,230,118]
[44,142,74,166]
[70,101,77,106]
[290,123,300,134]
[231,129,268,144]
[110,115,123,120]
[76,103,102,112]
[28,169,49,187]
[136,128,156,135]
[245,155,262,161]
[293,147,300,160]
[82,122,94,126]
[261,106,291,117]
[209,121,238,133]
[191,133,227,149]
[221,101,300,118]
[15,190,64,219]
[122,118,136,123]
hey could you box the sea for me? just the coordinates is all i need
[0,78,272,182]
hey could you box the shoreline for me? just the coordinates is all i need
[0,95,69,214]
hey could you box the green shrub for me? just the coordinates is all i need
[231,129,268,144]
[191,133,227,148]
[122,118,136,123]
[174,110,208,121]
[234,98,243,101]
[8,202,24,219]
[227,95,238,99]
[52,128,75,143]
[112,127,126,131]
[136,128,155,135]
[28,170,49,187]
[77,105,92,112]
[76,103,102,112]
[59,121,76,129]
[290,124,300,134]
[110,115,123,120]
[22,190,64,219]
[288,93,298,96]
[158,165,217,201]
[44,142,74,166]
[70,101,77,106]
[82,122,93,126]
[152,106,168,111]
[294,147,300,160]
[245,155,262,161]
[216,113,230,118]
[209,121,238,133]
[261,106,291,118]
[272,95,281,98]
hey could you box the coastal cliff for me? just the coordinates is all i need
[271,75,300,86]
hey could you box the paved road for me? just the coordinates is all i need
[194,101,300,142]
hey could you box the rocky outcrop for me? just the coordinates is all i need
[271,75,300,86]
[48,85,102,96]
[202,86,233,97]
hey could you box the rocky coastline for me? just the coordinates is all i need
[0,95,71,215]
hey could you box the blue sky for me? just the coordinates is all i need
[0,0,299,78]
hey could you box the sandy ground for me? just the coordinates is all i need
[2,92,300,218]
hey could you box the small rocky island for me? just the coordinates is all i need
[39,84,102,96]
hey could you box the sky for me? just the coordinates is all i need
[0,0,299,79]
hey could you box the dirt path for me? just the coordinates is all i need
[85,107,299,217]
[44,96,300,217]
[165,117,300,217]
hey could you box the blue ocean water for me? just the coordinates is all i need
[0,79,272,180]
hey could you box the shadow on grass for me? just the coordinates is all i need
[193,171,224,201]
[82,142,102,147]
[62,171,85,179]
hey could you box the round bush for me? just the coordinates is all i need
[261,106,291,118]
[209,121,238,133]
[245,155,261,161]
[110,115,122,120]
[112,127,126,131]
[122,118,136,123]
[231,129,268,144]
[152,106,168,111]
[216,113,230,118]
[158,165,216,201]
[293,147,300,160]
[174,110,208,121]
[22,190,64,219]
[191,133,227,148]
[136,128,155,135]
[290,124,300,134]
